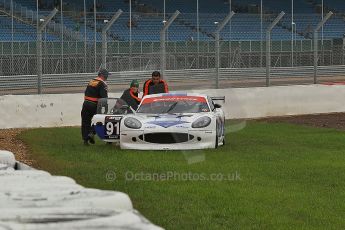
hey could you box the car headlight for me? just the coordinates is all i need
[192,116,211,128]
[124,117,142,129]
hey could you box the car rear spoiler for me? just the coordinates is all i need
[211,96,225,102]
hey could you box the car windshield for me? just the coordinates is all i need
[137,96,210,114]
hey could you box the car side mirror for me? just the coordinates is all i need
[214,104,222,109]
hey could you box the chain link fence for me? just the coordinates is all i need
[0,1,345,94]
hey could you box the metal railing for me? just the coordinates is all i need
[1,65,345,92]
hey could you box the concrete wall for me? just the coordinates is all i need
[1,84,345,129]
[0,93,119,129]
[194,84,345,120]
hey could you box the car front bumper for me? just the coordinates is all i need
[120,130,216,150]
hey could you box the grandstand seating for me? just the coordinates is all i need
[139,0,316,14]
[16,0,130,12]
[0,0,344,42]
[281,13,345,39]
[104,13,211,41]
[139,0,230,13]
[231,0,316,14]
[246,0,315,13]
[0,14,59,41]
[325,0,345,12]
[15,1,37,10]
[183,13,305,41]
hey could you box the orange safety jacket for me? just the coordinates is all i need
[84,77,108,103]
[143,79,169,96]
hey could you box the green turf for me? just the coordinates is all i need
[19,121,345,230]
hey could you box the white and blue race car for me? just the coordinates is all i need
[120,93,226,150]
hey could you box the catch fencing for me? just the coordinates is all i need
[0,1,345,94]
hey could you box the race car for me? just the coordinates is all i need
[120,93,226,150]
[91,98,132,143]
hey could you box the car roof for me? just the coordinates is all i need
[142,92,208,100]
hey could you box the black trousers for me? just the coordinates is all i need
[81,101,97,141]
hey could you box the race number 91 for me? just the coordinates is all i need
[106,122,119,135]
[105,116,121,139]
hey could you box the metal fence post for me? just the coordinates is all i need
[93,0,97,71]
[313,11,333,84]
[37,30,42,94]
[266,11,285,87]
[37,8,58,94]
[214,11,235,89]
[101,10,123,69]
[60,0,63,74]
[160,10,180,80]
[343,37,345,65]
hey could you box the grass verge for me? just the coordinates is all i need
[19,121,345,229]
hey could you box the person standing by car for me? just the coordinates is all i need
[143,71,169,96]
[81,69,110,146]
[120,80,141,111]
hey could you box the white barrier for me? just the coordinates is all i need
[0,150,16,169]
[1,84,345,129]
[193,84,345,119]
[0,93,119,129]
[0,150,163,229]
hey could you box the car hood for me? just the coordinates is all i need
[129,113,208,129]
